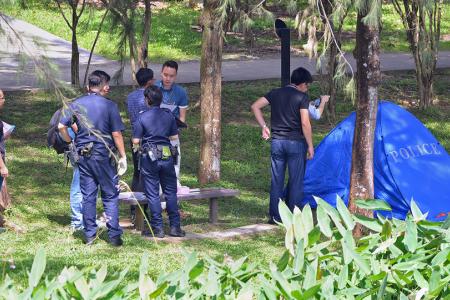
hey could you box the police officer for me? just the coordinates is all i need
[58,70,127,246]
[132,85,185,238]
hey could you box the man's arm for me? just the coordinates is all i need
[300,109,314,159]
[58,123,72,143]
[179,108,187,123]
[317,95,330,117]
[112,131,126,158]
[251,97,271,140]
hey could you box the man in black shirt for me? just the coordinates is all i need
[251,67,314,223]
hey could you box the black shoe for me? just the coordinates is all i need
[85,235,96,245]
[109,236,123,247]
[169,227,186,237]
[142,229,165,238]
[267,218,280,225]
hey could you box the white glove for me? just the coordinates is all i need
[117,156,127,176]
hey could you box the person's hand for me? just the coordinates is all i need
[0,166,8,177]
[307,146,314,160]
[117,156,127,176]
[320,95,330,103]
[262,125,270,140]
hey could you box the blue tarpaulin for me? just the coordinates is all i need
[302,101,450,221]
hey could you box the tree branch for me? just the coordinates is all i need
[56,0,73,30]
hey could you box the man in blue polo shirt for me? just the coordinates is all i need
[156,60,188,187]
[126,68,155,226]
[132,85,185,237]
[59,70,127,246]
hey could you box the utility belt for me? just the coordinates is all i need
[142,143,179,164]
[77,142,117,161]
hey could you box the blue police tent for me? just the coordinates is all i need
[302,101,450,221]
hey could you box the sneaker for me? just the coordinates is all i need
[169,227,186,237]
[109,236,123,247]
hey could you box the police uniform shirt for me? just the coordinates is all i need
[60,94,125,155]
[264,85,309,140]
[156,80,188,118]
[133,106,178,146]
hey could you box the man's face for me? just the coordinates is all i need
[161,66,177,88]
[0,90,5,109]
[100,83,110,96]
[298,82,309,93]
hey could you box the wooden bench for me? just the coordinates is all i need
[119,188,240,231]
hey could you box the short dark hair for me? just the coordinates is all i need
[89,70,110,88]
[291,67,313,85]
[144,85,163,107]
[136,68,154,87]
[162,60,178,72]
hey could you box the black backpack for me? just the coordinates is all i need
[47,109,69,154]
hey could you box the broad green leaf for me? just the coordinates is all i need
[74,277,89,300]
[410,199,426,221]
[237,286,254,300]
[285,226,295,255]
[293,206,305,242]
[393,260,427,271]
[189,260,204,280]
[302,284,321,299]
[94,265,107,286]
[394,270,413,285]
[428,266,440,292]
[399,292,408,300]
[307,227,321,246]
[28,247,46,288]
[355,199,392,211]
[380,221,392,240]
[413,270,429,290]
[293,239,305,275]
[139,252,152,300]
[270,265,292,298]
[205,266,220,296]
[442,215,450,229]
[336,196,355,230]
[316,205,332,237]
[404,219,418,252]
[302,204,314,235]
[337,264,348,289]
[342,242,370,275]
[279,200,293,229]
[431,247,450,266]
[303,259,318,290]
[353,214,382,232]
[277,250,290,271]
[341,239,353,265]
[315,197,346,236]
[230,257,247,274]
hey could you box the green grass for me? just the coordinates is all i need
[0,70,449,287]
[2,2,449,62]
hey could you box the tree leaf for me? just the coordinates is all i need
[376,275,387,300]
[302,204,314,236]
[413,270,429,290]
[303,259,318,290]
[278,200,293,229]
[277,250,290,272]
[355,199,392,211]
[430,247,450,266]
[285,226,295,256]
[336,196,355,230]
[293,206,305,242]
[337,264,348,289]
[308,227,321,246]
[353,214,382,232]
[410,199,426,221]
[28,247,46,288]
[316,205,332,237]
[404,218,418,253]
[293,239,305,275]
[205,266,220,296]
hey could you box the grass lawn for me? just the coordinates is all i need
[2,2,449,62]
[0,69,449,288]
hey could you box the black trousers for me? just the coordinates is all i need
[129,141,150,226]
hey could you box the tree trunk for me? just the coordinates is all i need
[323,0,338,123]
[198,0,223,184]
[138,0,152,68]
[349,1,381,237]
[71,3,80,86]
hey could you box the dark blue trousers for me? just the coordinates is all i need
[140,155,180,231]
[78,155,122,239]
[270,139,307,221]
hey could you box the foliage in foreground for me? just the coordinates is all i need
[1,198,449,299]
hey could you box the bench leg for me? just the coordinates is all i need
[135,208,145,231]
[209,197,218,224]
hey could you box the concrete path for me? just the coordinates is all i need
[1,14,450,91]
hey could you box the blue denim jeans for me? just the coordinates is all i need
[270,139,307,221]
[70,166,83,229]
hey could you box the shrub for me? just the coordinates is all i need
[1,198,449,299]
